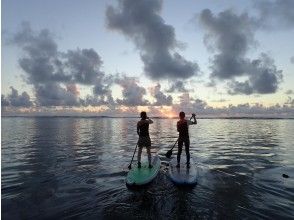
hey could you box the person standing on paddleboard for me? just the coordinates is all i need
[176,112,197,168]
[137,111,153,169]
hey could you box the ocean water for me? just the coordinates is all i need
[1,117,294,219]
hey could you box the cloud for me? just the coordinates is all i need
[150,83,172,106]
[65,48,105,85]
[254,0,294,29]
[10,22,114,107]
[200,9,256,79]
[285,97,294,107]
[228,54,282,95]
[83,95,114,107]
[13,23,107,86]
[12,22,70,85]
[290,56,294,64]
[2,90,294,117]
[172,93,210,115]
[11,23,66,84]
[1,95,10,107]
[84,77,115,107]
[66,84,80,96]
[106,0,199,80]
[1,87,33,107]
[65,48,115,105]
[211,99,229,103]
[226,102,294,116]
[35,83,81,106]
[199,9,283,95]
[166,81,190,93]
[170,92,294,117]
[116,76,149,106]
[12,22,58,57]
[285,89,294,95]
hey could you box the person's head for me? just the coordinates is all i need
[140,111,147,120]
[179,111,185,119]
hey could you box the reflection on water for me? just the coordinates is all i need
[2,117,294,219]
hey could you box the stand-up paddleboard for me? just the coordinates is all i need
[168,157,197,185]
[126,155,161,186]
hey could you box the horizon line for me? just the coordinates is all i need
[1,115,294,120]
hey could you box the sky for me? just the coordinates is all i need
[1,0,294,117]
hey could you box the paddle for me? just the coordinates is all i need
[128,142,138,170]
[165,139,178,158]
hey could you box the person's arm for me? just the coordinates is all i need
[147,117,153,124]
[177,121,180,132]
[191,113,197,125]
[137,122,140,135]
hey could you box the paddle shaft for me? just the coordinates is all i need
[170,139,178,151]
[128,142,138,168]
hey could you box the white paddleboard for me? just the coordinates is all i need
[168,157,197,185]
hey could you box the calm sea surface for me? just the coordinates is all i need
[1,117,294,219]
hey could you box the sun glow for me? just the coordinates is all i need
[158,107,176,118]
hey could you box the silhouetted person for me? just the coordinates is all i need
[137,111,153,168]
[176,112,197,168]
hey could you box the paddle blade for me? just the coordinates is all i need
[128,164,132,170]
[165,150,173,158]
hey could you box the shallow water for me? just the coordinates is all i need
[1,117,294,219]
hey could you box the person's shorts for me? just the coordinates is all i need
[178,137,190,147]
[138,136,151,147]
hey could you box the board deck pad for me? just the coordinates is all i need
[126,155,161,186]
[168,157,197,185]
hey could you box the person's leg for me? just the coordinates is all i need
[177,140,183,167]
[185,139,190,167]
[146,146,152,168]
[137,146,143,168]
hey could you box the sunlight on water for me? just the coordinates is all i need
[2,117,294,219]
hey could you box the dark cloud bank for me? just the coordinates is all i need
[199,8,283,95]
[8,22,111,107]
[171,93,294,117]
[106,0,199,80]
[3,22,158,108]
[1,87,33,107]
[3,91,293,118]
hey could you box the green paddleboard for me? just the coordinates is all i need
[126,156,161,186]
